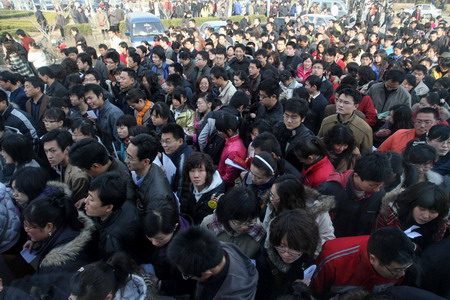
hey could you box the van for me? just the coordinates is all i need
[125,12,165,47]
[308,0,348,18]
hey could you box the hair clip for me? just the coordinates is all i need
[440,98,446,104]
[78,267,84,272]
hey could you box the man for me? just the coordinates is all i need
[76,52,93,76]
[126,53,147,78]
[0,71,28,111]
[311,60,333,100]
[167,226,258,299]
[24,76,49,136]
[311,227,415,299]
[248,59,262,105]
[274,98,314,167]
[189,51,211,87]
[42,129,90,203]
[412,64,430,98]
[324,46,345,72]
[84,46,109,80]
[105,51,122,83]
[136,45,151,70]
[276,38,287,57]
[255,79,283,126]
[211,66,236,106]
[84,84,123,150]
[318,88,373,154]
[281,41,302,71]
[378,107,438,153]
[179,51,195,80]
[37,66,68,98]
[183,38,198,59]
[108,28,123,53]
[0,89,38,141]
[317,153,394,237]
[160,36,174,60]
[117,68,140,115]
[304,75,329,134]
[68,85,90,120]
[229,44,250,74]
[255,49,278,80]
[161,124,194,197]
[125,134,172,213]
[213,48,230,71]
[84,172,141,259]
[367,70,411,114]
[360,53,380,80]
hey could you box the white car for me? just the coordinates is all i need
[300,14,337,27]
[199,21,227,35]
[405,4,442,18]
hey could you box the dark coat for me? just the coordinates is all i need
[136,164,173,214]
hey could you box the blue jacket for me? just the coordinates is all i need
[0,182,20,253]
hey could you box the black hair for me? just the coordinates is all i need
[284,98,309,119]
[272,175,306,213]
[338,88,362,105]
[105,51,120,64]
[69,139,109,169]
[385,69,406,84]
[83,84,104,99]
[252,132,283,158]
[210,66,228,81]
[77,52,93,67]
[354,152,394,182]
[129,134,159,161]
[259,79,280,98]
[150,102,172,120]
[89,172,126,210]
[417,107,439,121]
[37,66,55,79]
[323,124,356,155]
[249,119,272,136]
[293,137,329,160]
[305,75,322,90]
[11,167,49,203]
[1,133,35,165]
[41,128,73,151]
[389,104,414,132]
[403,141,437,165]
[116,114,137,129]
[142,196,179,237]
[161,123,185,141]
[252,151,277,177]
[68,85,85,99]
[357,66,377,86]
[167,226,224,276]
[25,76,44,92]
[368,227,415,265]
[427,124,450,142]
[70,119,97,138]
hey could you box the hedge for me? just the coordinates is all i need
[0,11,58,33]
[0,10,34,19]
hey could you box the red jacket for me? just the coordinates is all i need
[302,156,335,188]
[218,135,247,187]
[21,36,35,52]
[311,236,400,299]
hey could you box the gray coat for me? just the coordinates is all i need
[0,182,20,253]
[367,82,411,113]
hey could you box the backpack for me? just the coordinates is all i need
[204,131,225,165]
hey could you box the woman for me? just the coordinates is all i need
[149,102,174,136]
[233,70,250,96]
[413,92,450,125]
[427,124,450,176]
[296,53,313,84]
[373,49,389,80]
[181,152,225,224]
[242,151,278,205]
[256,209,319,299]
[3,41,33,77]
[10,166,50,207]
[323,124,360,171]
[70,252,155,300]
[383,151,418,193]
[402,74,420,106]
[115,115,137,162]
[375,182,448,251]
[202,187,266,259]
[43,108,69,132]
[1,134,40,175]
[268,51,283,71]
[312,40,328,60]
[193,93,215,144]
[28,42,50,69]
[374,104,414,147]
[293,137,335,188]
[247,119,272,158]
[193,76,212,102]
[20,190,95,299]
[96,7,109,36]
[216,112,247,187]
[171,87,195,135]
[142,197,196,297]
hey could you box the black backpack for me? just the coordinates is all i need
[204,131,225,165]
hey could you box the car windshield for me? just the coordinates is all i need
[132,22,164,37]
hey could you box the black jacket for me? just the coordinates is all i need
[229,56,250,74]
[274,122,314,167]
[45,80,68,98]
[2,104,38,141]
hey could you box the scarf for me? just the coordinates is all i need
[137,100,152,125]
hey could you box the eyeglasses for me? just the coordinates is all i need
[382,262,413,276]
[274,246,303,257]
[125,155,140,162]
[230,219,257,228]
[415,119,434,125]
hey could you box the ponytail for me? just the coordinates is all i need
[293,137,330,160]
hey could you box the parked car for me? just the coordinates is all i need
[300,14,337,28]
[405,4,442,18]
[199,20,227,35]
[125,12,165,47]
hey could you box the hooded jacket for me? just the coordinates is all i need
[0,182,20,253]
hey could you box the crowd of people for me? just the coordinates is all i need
[0,0,450,299]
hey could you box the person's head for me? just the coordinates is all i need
[216,112,240,138]
[323,124,356,155]
[165,74,182,94]
[142,196,179,247]
[335,88,361,116]
[427,124,450,157]
[311,60,328,77]
[37,66,56,84]
[84,84,105,110]
[248,59,261,77]
[353,153,394,193]
[105,51,120,71]
[196,76,211,94]
[404,141,437,176]
[414,107,439,136]
[125,88,147,112]
[23,189,81,242]
[160,123,185,155]
[69,139,110,177]
[85,172,127,218]
[82,69,101,85]
[69,252,137,300]
[167,226,224,281]
[70,119,97,142]
[368,227,415,280]
[115,115,136,140]
[250,151,277,186]
[402,74,416,92]
[150,102,171,127]
[126,134,159,174]
[269,175,306,213]
[216,187,261,235]
[24,77,44,98]
[234,44,246,61]
[305,75,322,95]
[259,79,280,109]
[384,70,406,92]
[196,93,214,115]
[412,64,427,84]
[77,53,93,71]
[269,209,319,264]
[184,152,216,190]
[10,167,49,205]
[42,108,66,132]
[293,137,329,166]
[119,68,137,90]
[210,66,228,88]
[419,92,442,109]
[41,129,73,166]
[252,132,283,158]
[1,133,34,166]
[233,70,248,89]
[195,51,208,69]
[171,87,188,109]
[283,98,309,130]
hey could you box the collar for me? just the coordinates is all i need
[207,213,266,242]
[337,112,356,124]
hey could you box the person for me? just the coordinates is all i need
[181,152,225,224]
[317,153,394,237]
[114,114,136,162]
[41,129,90,203]
[141,197,196,297]
[0,180,20,254]
[255,79,284,126]
[125,134,172,213]
[318,88,373,154]
[3,41,33,77]
[216,112,247,187]
[378,107,439,153]
[28,43,50,70]
[160,123,194,197]
[427,124,450,176]
[323,124,360,171]
[170,87,195,134]
[1,133,40,174]
[375,181,448,252]
[279,69,302,102]
[42,108,68,132]
[303,74,329,134]
[211,66,236,105]
[15,29,35,52]
[374,104,414,147]
[84,172,141,260]
[294,137,335,188]
[413,92,450,125]
[37,66,68,98]
[241,151,277,201]
[256,209,319,300]
[10,166,49,207]
[15,189,95,299]
[24,76,50,136]
[229,44,251,74]
[167,226,258,299]
[201,187,266,259]
[0,71,28,111]
[367,69,412,114]
[311,227,415,299]
[193,93,214,143]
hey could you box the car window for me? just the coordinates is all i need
[422,5,430,10]
[317,17,326,26]
[132,22,164,37]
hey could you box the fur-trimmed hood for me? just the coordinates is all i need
[379,187,404,217]
[304,186,335,217]
[38,180,73,200]
[40,211,95,268]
